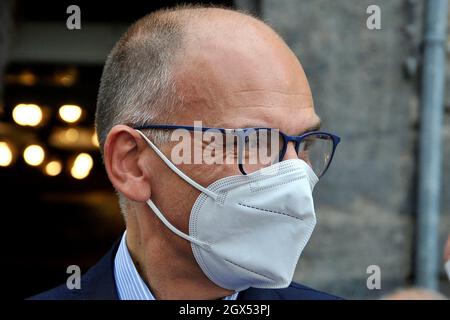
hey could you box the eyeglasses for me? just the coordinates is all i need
[132,124,341,178]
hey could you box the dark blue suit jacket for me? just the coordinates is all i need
[30,241,342,300]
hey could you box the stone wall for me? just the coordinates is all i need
[261,0,449,298]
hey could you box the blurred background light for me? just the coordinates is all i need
[18,70,38,86]
[49,127,97,150]
[53,68,78,87]
[92,132,99,148]
[5,69,38,86]
[12,103,43,126]
[64,128,79,143]
[23,144,45,166]
[45,160,62,176]
[71,153,93,180]
[0,142,13,167]
[58,104,82,123]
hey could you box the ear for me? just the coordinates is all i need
[103,125,151,202]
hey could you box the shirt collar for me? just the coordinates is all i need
[114,231,239,300]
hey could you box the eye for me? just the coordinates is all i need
[244,135,259,149]
[303,141,310,150]
[302,137,316,150]
[223,136,238,155]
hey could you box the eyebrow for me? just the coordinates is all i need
[211,119,322,135]
[301,120,322,135]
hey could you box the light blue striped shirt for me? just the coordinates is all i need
[114,232,239,300]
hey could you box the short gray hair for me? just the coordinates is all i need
[95,9,186,217]
[95,10,185,152]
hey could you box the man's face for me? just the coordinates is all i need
[139,20,320,260]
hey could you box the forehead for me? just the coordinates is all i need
[172,19,317,135]
[218,89,319,132]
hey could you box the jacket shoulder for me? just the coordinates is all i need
[28,241,120,300]
[239,282,343,300]
[29,283,81,300]
[277,282,343,300]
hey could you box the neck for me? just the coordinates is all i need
[125,208,234,300]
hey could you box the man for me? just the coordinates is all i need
[32,5,341,300]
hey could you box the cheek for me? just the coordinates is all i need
[149,167,199,234]
[183,162,239,188]
[151,161,239,232]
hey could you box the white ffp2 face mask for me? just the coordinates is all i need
[136,130,318,292]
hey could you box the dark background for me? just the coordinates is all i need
[2,0,234,299]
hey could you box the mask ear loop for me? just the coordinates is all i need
[135,129,214,250]
[135,130,218,200]
[146,198,210,249]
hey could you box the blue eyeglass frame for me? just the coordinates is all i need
[132,124,341,177]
